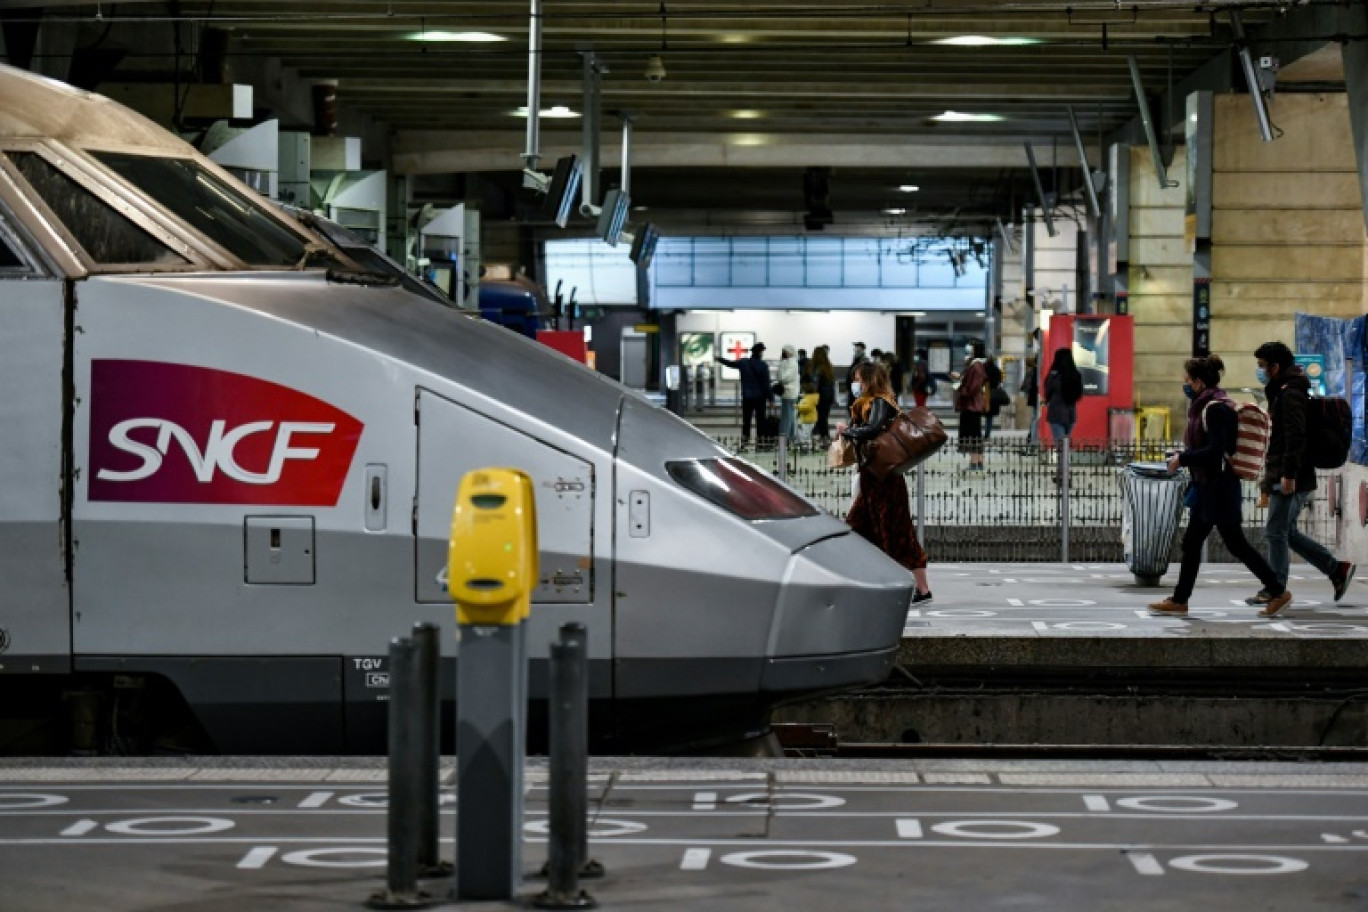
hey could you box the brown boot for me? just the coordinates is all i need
[1258,590,1293,618]
[1147,599,1188,616]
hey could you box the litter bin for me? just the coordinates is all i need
[1119,462,1189,586]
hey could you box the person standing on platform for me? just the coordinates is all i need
[776,344,802,441]
[846,341,869,402]
[882,351,905,405]
[1148,354,1291,617]
[841,360,933,604]
[982,354,1004,439]
[909,348,933,408]
[810,345,837,444]
[1043,348,1083,444]
[716,342,772,447]
[1021,354,1040,443]
[1246,341,1356,609]
[797,348,811,391]
[953,340,989,471]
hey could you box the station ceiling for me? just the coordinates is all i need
[7,1,1351,232]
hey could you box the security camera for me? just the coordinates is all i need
[645,55,666,83]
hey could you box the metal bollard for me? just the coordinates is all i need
[1059,437,1071,563]
[777,433,788,482]
[535,623,597,910]
[410,622,450,879]
[367,637,435,910]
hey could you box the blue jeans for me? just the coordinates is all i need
[779,398,798,440]
[1048,421,1071,443]
[1264,490,1338,586]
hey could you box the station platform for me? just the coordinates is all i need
[2,756,1367,910]
[777,562,1368,750]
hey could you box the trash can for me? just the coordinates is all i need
[1119,462,1189,586]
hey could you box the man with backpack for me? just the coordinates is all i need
[1247,341,1355,609]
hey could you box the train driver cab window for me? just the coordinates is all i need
[0,222,23,270]
[90,152,340,269]
[8,152,188,267]
[666,458,819,521]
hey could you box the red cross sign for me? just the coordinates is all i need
[727,339,750,359]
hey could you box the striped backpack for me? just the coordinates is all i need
[1202,399,1270,482]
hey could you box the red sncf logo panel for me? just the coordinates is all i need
[88,360,363,505]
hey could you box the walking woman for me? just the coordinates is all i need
[1148,354,1292,617]
[841,361,933,604]
[810,345,837,444]
[953,340,989,471]
[1043,348,1083,443]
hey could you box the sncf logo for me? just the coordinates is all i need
[88,360,363,505]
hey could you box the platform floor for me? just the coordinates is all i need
[908,561,1368,641]
[3,757,1368,910]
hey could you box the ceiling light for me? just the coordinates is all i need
[731,134,769,146]
[512,105,580,119]
[729,110,764,120]
[931,111,1005,123]
[884,207,907,215]
[407,30,506,42]
[932,35,1040,46]
[898,184,920,193]
[721,34,753,44]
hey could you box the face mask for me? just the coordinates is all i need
[965,347,974,357]
[851,381,865,398]
[1255,367,1269,385]
[1183,383,1197,400]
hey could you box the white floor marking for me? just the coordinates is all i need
[1115,796,1238,813]
[1166,854,1308,875]
[60,819,98,837]
[719,850,857,871]
[0,793,68,809]
[680,847,711,870]
[930,820,1060,839]
[104,816,236,836]
[1006,598,1025,607]
[1029,599,1098,607]
[338,793,387,808]
[693,792,717,811]
[1083,795,1110,813]
[1126,852,1165,875]
[237,846,278,869]
[726,793,845,810]
[1322,834,1349,844]
[525,818,647,838]
[298,791,333,809]
[895,819,923,839]
[281,847,387,868]
[1031,622,1050,632]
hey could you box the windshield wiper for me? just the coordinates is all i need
[293,242,332,270]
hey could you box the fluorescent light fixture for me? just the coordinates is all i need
[905,311,928,317]
[729,109,764,120]
[884,207,907,215]
[931,111,1005,123]
[513,105,580,119]
[898,184,920,193]
[408,30,506,42]
[721,34,753,44]
[731,134,769,146]
[932,35,1040,46]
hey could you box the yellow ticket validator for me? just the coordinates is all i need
[448,468,538,625]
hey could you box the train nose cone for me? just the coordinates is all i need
[760,533,913,696]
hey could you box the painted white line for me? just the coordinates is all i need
[1126,852,1165,875]
[680,847,711,870]
[1322,834,1349,844]
[298,791,333,809]
[1083,795,1110,813]
[896,819,923,839]
[719,850,856,871]
[105,816,236,836]
[693,792,717,811]
[1167,854,1308,875]
[930,820,1060,840]
[60,819,98,837]
[0,793,68,809]
[1116,796,1237,814]
[1006,598,1025,607]
[237,846,278,869]
[1031,621,1050,632]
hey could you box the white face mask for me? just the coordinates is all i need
[850,381,865,398]
[965,346,974,357]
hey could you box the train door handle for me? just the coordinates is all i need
[365,464,388,531]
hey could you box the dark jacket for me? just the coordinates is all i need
[1179,393,1243,526]
[717,354,772,400]
[1021,367,1039,407]
[1043,370,1077,429]
[1263,369,1317,493]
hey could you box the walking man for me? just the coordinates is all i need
[1247,341,1355,612]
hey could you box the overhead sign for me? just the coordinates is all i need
[88,360,363,505]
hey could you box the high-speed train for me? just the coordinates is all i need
[0,64,914,755]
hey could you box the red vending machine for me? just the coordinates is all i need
[1039,314,1133,445]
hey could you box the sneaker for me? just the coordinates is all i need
[1244,589,1273,606]
[1332,562,1356,603]
[911,590,934,605]
[1258,590,1294,618]
[1147,599,1188,615]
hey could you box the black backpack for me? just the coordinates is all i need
[1305,396,1351,469]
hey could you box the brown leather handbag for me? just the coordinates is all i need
[863,407,948,480]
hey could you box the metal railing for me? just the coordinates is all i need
[718,434,1340,563]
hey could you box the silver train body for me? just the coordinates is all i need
[0,65,913,753]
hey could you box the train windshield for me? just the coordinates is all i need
[666,458,818,520]
[91,151,336,268]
